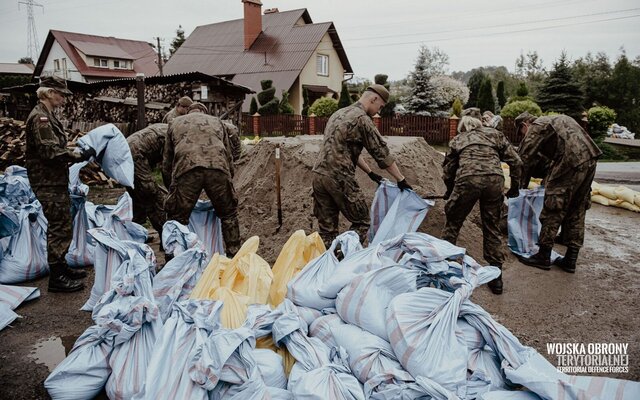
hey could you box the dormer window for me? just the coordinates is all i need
[93,58,108,68]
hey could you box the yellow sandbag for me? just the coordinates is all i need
[233,253,273,304]
[190,253,227,298]
[256,336,296,376]
[527,178,542,189]
[591,194,610,206]
[597,185,617,200]
[269,230,326,307]
[220,236,261,288]
[614,199,640,212]
[635,194,640,207]
[591,181,601,195]
[614,186,637,204]
[213,286,250,329]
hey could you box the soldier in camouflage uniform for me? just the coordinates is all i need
[162,102,242,256]
[221,120,242,162]
[126,123,169,233]
[312,84,413,247]
[162,96,193,124]
[442,108,522,294]
[515,112,602,273]
[25,76,94,292]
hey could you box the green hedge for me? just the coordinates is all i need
[500,100,542,118]
[309,97,339,117]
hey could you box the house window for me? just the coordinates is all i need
[53,59,60,71]
[316,54,329,76]
[114,59,127,69]
[94,58,108,68]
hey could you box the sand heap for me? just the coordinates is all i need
[233,136,485,264]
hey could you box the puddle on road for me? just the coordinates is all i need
[28,335,76,371]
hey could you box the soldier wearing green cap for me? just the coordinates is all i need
[515,113,602,273]
[26,76,95,292]
[312,84,412,247]
[163,95,193,124]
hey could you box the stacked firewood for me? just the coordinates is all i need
[0,118,114,186]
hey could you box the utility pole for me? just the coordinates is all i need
[18,0,44,62]
[155,37,164,76]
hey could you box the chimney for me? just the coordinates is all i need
[242,0,262,50]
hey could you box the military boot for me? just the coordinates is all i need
[48,264,84,293]
[558,246,579,273]
[64,265,87,279]
[518,245,552,270]
[487,265,503,295]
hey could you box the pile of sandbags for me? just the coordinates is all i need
[591,181,640,212]
[607,123,635,140]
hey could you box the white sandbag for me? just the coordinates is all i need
[507,187,562,263]
[81,229,155,312]
[308,313,346,350]
[368,180,401,243]
[0,302,18,330]
[188,199,225,257]
[141,299,222,400]
[295,305,323,327]
[0,201,49,284]
[288,347,365,400]
[76,123,135,188]
[0,165,35,208]
[154,222,208,322]
[480,391,542,400]
[0,284,39,310]
[255,349,287,389]
[369,181,433,245]
[162,220,202,256]
[336,265,418,340]
[287,231,362,310]
[0,202,19,240]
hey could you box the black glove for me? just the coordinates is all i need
[397,179,413,191]
[79,147,97,161]
[368,171,383,184]
[443,190,452,200]
[506,186,520,198]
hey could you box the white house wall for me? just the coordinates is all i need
[291,32,345,114]
[40,40,84,82]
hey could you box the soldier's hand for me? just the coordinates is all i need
[443,190,452,200]
[368,171,383,184]
[506,186,520,198]
[80,147,97,161]
[397,179,413,191]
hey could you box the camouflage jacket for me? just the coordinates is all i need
[518,115,602,187]
[313,102,394,182]
[162,113,234,187]
[443,126,522,192]
[25,102,78,187]
[127,123,168,167]
[222,120,242,161]
[162,107,180,124]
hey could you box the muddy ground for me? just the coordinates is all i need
[1,137,639,399]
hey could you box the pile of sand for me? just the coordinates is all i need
[233,136,485,264]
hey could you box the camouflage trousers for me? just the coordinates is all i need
[165,167,240,256]
[31,184,72,277]
[312,173,370,248]
[126,156,167,233]
[539,159,597,249]
[442,175,505,266]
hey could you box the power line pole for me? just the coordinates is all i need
[155,37,164,76]
[18,0,44,62]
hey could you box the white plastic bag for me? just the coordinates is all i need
[0,165,35,208]
[287,231,362,310]
[77,123,135,188]
[188,199,225,258]
[308,313,346,350]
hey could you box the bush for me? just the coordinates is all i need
[302,87,310,116]
[506,95,535,104]
[451,98,462,117]
[249,97,258,115]
[279,91,294,114]
[260,80,273,91]
[516,82,529,97]
[257,98,280,115]
[338,83,353,109]
[500,100,542,118]
[595,139,625,161]
[309,97,339,117]
[257,87,276,106]
[587,106,617,139]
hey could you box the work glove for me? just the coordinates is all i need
[368,171,383,185]
[506,186,520,198]
[397,179,413,191]
[79,147,97,161]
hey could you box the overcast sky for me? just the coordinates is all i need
[1,0,638,80]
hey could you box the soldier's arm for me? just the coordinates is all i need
[31,117,81,163]
[161,127,174,188]
[225,123,242,161]
[500,136,523,189]
[517,123,552,188]
[442,146,459,196]
[360,116,395,170]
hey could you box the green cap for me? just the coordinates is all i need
[40,75,72,95]
[514,111,535,129]
[365,84,390,103]
[188,102,208,113]
[461,107,481,121]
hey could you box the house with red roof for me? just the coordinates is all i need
[32,30,159,83]
[162,0,353,114]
